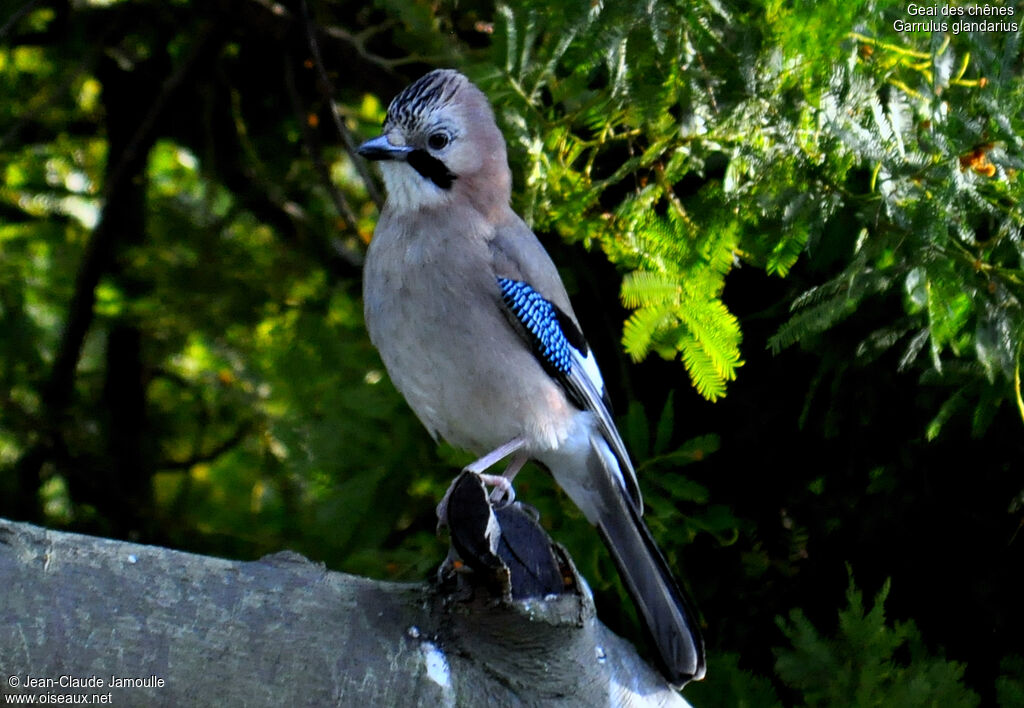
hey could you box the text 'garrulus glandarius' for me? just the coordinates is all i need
[358,69,706,687]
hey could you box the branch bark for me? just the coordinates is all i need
[0,518,691,707]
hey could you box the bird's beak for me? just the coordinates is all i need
[357,135,413,162]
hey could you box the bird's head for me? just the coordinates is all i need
[358,69,511,216]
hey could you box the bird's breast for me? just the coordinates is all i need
[363,212,575,455]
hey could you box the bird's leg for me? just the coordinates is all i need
[465,436,527,507]
[437,437,527,525]
[487,450,529,506]
[463,436,526,474]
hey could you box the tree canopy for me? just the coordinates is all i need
[1,0,1022,703]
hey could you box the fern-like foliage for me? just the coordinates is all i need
[480,0,1024,425]
[764,26,1024,434]
[774,571,980,706]
[473,0,745,400]
[619,213,743,400]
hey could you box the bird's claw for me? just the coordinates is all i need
[478,472,516,508]
[436,470,516,532]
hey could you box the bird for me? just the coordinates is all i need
[358,68,706,687]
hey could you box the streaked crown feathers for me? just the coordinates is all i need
[385,69,467,131]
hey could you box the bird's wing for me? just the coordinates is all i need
[488,219,641,511]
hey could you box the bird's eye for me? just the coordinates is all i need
[427,132,450,150]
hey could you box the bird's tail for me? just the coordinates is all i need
[583,436,706,687]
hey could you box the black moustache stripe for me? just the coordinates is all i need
[407,149,456,190]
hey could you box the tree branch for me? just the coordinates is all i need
[0,518,692,706]
[300,0,385,210]
[156,420,254,472]
[282,53,366,267]
[0,0,44,41]
[44,21,222,414]
[6,21,227,521]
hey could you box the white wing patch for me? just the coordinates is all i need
[578,348,605,395]
[567,346,641,511]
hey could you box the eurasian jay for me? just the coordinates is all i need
[358,69,706,686]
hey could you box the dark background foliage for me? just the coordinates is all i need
[2,0,1022,704]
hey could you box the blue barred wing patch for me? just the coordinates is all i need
[497,278,572,375]
[497,275,641,508]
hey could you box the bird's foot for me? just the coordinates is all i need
[436,471,515,529]
[478,472,516,508]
